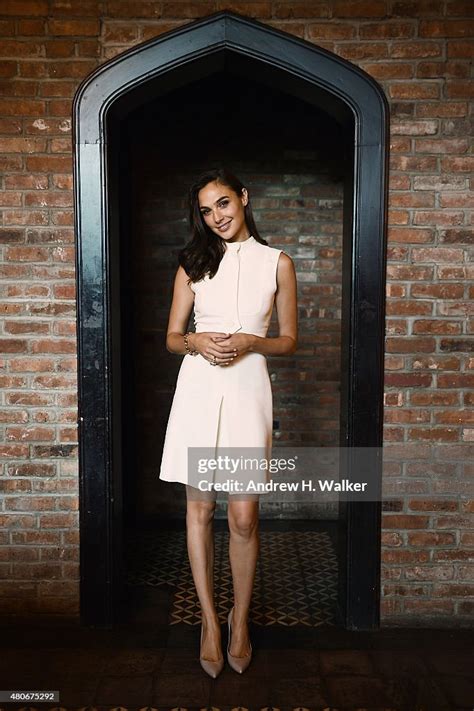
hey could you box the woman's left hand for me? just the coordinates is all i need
[211,332,255,361]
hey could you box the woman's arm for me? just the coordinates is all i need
[165,266,196,354]
[165,266,238,363]
[248,252,298,356]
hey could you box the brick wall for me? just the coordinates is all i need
[0,1,473,622]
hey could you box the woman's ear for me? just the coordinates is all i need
[242,188,248,206]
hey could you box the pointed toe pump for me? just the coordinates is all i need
[227,606,252,674]
[199,623,224,678]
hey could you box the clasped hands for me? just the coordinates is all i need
[190,332,254,366]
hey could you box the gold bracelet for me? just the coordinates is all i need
[183,332,198,356]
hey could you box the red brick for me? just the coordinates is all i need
[0,40,43,58]
[37,81,73,98]
[383,515,430,529]
[364,62,415,80]
[359,21,415,38]
[418,59,470,79]
[141,21,189,40]
[17,18,45,35]
[0,62,18,79]
[446,0,474,15]
[5,175,48,190]
[0,514,36,528]
[338,42,388,60]
[307,23,355,39]
[384,408,430,424]
[412,320,462,334]
[78,39,100,57]
[0,99,46,116]
[50,60,98,79]
[392,1,445,16]
[48,19,99,36]
[408,531,456,546]
[447,81,474,99]
[1,0,48,14]
[0,19,15,34]
[272,1,329,18]
[418,101,468,118]
[404,599,455,613]
[385,373,433,388]
[382,550,430,563]
[389,192,435,207]
[419,19,474,37]
[408,499,458,512]
[391,155,438,172]
[216,1,271,17]
[447,40,474,57]
[440,193,474,208]
[390,41,443,58]
[25,192,73,208]
[336,0,387,14]
[8,358,55,372]
[433,583,474,597]
[442,156,474,172]
[103,24,140,43]
[38,513,78,528]
[0,546,38,561]
[390,82,440,99]
[416,137,470,154]
[412,247,465,262]
[43,40,75,58]
[380,599,403,615]
[26,155,72,172]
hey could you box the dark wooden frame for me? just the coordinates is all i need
[73,11,389,629]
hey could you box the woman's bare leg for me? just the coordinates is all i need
[185,484,222,662]
[227,495,259,657]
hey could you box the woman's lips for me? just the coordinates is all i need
[218,221,231,232]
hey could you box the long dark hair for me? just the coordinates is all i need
[178,167,267,284]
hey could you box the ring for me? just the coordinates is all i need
[210,355,217,366]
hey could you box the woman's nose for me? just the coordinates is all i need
[213,209,223,223]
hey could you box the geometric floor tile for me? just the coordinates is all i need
[125,528,338,627]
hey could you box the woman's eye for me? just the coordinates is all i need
[201,200,227,215]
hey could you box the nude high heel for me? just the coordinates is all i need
[227,606,252,674]
[200,622,224,678]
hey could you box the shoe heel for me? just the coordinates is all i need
[200,622,224,679]
[227,606,252,674]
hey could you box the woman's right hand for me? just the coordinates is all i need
[190,332,237,366]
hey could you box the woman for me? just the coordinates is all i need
[159,167,298,677]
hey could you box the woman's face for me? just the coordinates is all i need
[198,180,249,242]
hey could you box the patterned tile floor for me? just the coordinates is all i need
[0,521,472,710]
[124,521,339,627]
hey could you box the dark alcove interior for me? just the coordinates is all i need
[107,62,353,628]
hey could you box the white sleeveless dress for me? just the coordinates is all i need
[159,235,282,487]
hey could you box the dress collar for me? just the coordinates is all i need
[224,235,256,252]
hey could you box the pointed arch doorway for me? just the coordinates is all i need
[73,11,389,630]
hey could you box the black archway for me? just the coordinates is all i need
[73,11,389,629]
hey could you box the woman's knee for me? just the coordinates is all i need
[228,503,259,538]
[186,499,216,526]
